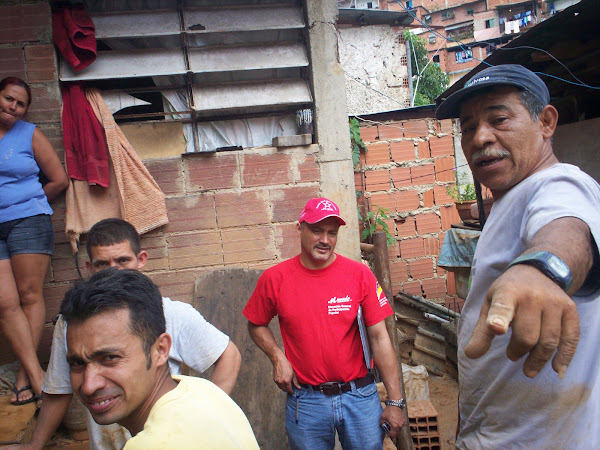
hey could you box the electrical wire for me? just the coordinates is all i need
[391,0,600,90]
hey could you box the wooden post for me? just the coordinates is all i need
[372,232,414,450]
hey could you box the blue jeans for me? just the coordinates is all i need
[285,381,384,450]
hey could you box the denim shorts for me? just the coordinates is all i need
[0,214,55,260]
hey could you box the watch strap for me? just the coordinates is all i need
[507,251,573,292]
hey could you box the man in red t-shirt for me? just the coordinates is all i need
[243,198,405,449]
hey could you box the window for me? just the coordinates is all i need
[429,34,436,44]
[406,1,413,8]
[455,49,473,63]
[58,2,311,153]
[441,10,455,20]
[424,15,432,23]
[433,55,440,64]
[485,18,495,28]
[466,8,474,15]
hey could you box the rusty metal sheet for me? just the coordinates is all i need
[91,10,180,38]
[192,79,312,113]
[59,49,186,81]
[189,42,308,73]
[184,5,304,33]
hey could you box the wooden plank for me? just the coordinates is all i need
[193,268,287,450]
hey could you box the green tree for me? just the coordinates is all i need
[404,29,449,106]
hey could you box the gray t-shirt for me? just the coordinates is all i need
[43,297,229,450]
[457,164,600,449]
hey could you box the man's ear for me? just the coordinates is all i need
[296,222,302,237]
[152,333,172,367]
[539,104,558,139]
[86,260,93,274]
[136,251,149,270]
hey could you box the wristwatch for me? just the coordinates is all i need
[507,251,573,292]
[385,399,406,409]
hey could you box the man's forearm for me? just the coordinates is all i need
[210,341,241,395]
[526,217,595,294]
[27,392,73,449]
[368,322,402,399]
[247,321,286,364]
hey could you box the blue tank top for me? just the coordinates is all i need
[0,120,53,223]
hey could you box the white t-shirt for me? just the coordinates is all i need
[43,297,229,450]
[457,164,600,449]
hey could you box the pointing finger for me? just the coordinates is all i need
[464,290,515,359]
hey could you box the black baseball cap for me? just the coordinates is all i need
[435,64,550,119]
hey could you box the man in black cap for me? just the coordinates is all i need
[437,64,600,448]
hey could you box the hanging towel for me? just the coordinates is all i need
[86,89,168,236]
[52,4,96,72]
[65,172,123,254]
[65,89,169,252]
[62,82,111,187]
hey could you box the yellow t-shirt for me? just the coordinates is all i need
[124,375,259,449]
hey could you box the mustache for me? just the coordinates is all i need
[471,148,510,165]
[315,244,331,249]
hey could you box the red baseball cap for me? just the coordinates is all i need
[298,198,346,226]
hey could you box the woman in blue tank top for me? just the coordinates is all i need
[0,77,68,406]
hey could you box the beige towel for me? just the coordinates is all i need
[65,88,169,253]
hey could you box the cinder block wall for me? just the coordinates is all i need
[355,118,462,309]
[0,0,323,365]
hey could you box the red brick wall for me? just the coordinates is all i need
[356,117,461,307]
[0,1,323,365]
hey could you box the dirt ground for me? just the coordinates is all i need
[428,374,459,450]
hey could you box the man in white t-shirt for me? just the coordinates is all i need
[436,64,600,448]
[21,218,242,450]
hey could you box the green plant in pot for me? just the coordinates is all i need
[446,173,477,221]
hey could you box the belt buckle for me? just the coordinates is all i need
[320,382,341,395]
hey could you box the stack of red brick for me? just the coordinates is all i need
[407,400,441,450]
[356,118,463,310]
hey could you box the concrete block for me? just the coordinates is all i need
[390,141,416,162]
[366,142,391,165]
[390,167,411,188]
[416,213,441,234]
[242,153,292,187]
[272,134,312,147]
[400,237,424,259]
[215,191,269,228]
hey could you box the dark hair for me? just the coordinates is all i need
[60,268,165,367]
[518,89,545,121]
[0,77,32,107]
[86,218,141,258]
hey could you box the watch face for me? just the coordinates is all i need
[547,255,570,277]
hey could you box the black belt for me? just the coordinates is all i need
[300,373,374,396]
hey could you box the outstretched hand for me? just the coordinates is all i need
[464,265,580,378]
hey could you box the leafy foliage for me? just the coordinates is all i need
[359,205,396,247]
[404,30,450,107]
[349,117,367,169]
[446,172,476,202]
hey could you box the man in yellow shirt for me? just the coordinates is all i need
[61,268,259,449]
